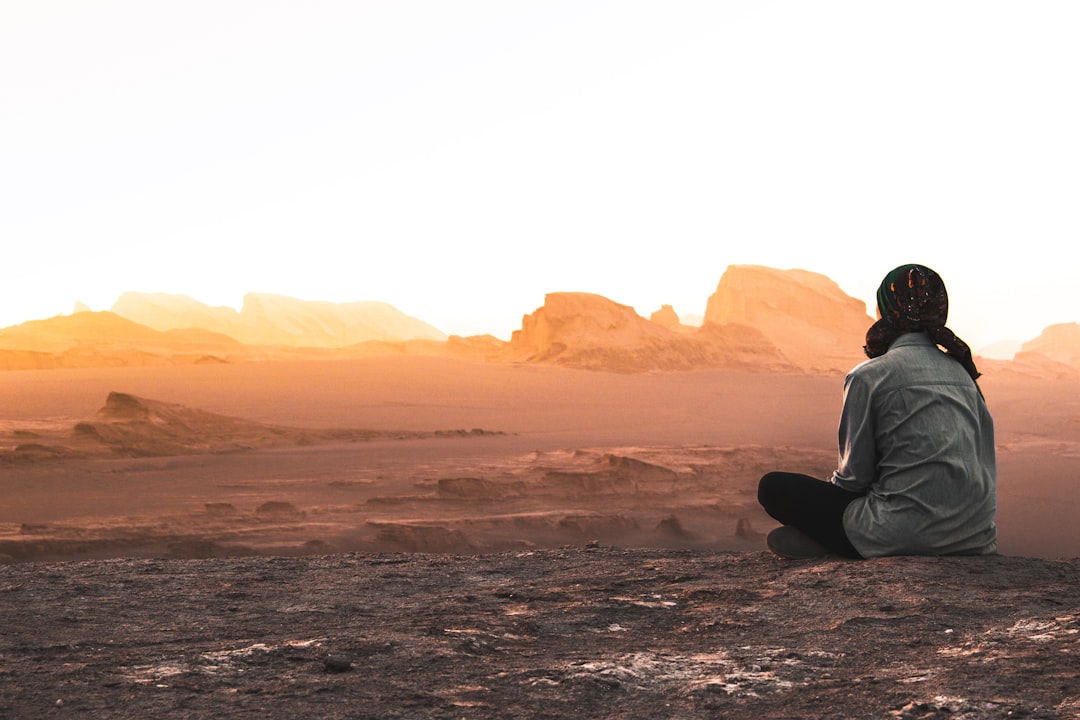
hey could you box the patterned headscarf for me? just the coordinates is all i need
[863,264,981,382]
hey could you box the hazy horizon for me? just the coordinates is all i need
[3,2,1078,349]
[2,266,1075,355]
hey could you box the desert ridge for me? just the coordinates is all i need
[9,263,1079,376]
[0,311,248,370]
[1,312,1078,561]
[3,288,1077,714]
[111,291,447,347]
[3,265,862,372]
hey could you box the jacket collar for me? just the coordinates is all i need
[889,331,934,351]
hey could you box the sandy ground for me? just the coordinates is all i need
[1,356,1077,561]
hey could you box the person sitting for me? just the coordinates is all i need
[757,263,997,559]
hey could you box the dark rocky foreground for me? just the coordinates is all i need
[1,548,1078,719]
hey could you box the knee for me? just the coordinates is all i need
[757,471,783,509]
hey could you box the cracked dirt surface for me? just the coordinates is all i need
[2,548,1077,719]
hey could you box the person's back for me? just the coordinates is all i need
[832,331,997,557]
[757,263,998,560]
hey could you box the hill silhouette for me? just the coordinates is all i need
[0,312,243,370]
[2,266,1078,375]
[112,292,447,347]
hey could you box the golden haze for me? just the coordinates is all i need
[1,266,1078,563]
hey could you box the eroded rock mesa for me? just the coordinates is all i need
[704,265,872,373]
[506,292,793,372]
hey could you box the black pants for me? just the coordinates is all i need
[757,471,864,559]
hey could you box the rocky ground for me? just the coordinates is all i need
[1,547,1078,719]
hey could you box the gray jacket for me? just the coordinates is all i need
[831,332,997,557]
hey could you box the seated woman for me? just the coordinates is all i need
[757,264,997,559]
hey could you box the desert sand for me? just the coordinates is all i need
[2,265,1079,717]
[2,357,1078,718]
[2,354,1078,563]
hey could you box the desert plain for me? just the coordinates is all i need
[1,353,1079,563]
[2,266,1079,717]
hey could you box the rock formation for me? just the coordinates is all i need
[505,292,793,372]
[704,265,873,373]
[111,292,244,338]
[650,304,681,328]
[3,267,1077,375]
[1020,322,1080,368]
[237,293,446,347]
[0,391,502,463]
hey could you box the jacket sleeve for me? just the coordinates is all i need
[830,372,877,493]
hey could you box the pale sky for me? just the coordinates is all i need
[2,1,1078,349]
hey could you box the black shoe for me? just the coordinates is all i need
[766,526,835,559]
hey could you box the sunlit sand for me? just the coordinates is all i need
[1,356,1076,562]
[1,267,1078,563]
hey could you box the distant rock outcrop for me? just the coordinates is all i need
[238,293,446,347]
[112,292,447,348]
[1020,322,1080,368]
[505,292,793,372]
[7,267,1074,376]
[112,293,244,339]
[73,391,301,457]
[649,305,681,328]
[0,391,505,462]
[704,265,872,373]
